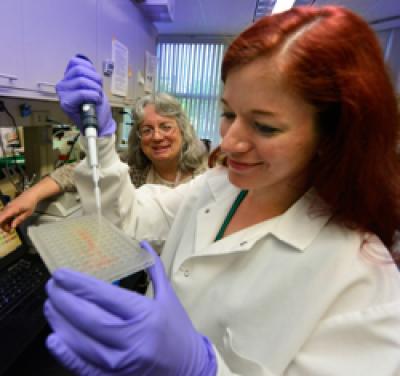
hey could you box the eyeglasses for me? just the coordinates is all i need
[137,123,177,140]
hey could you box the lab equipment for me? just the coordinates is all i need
[56,55,116,137]
[75,54,101,213]
[35,192,81,218]
[82,103,101,212]
[55,55,117,212]
[28,215,154,282]
[53,128,81,167]
[44,241,217,376]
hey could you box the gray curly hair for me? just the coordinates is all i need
[125,93,206,172]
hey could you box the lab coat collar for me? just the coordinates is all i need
[201,170,332,253]
[273,189,332,251]
[206,166,238,200]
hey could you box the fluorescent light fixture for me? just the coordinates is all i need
[254,0,312,21]
[272,0,296,14]
[253,0,276,21]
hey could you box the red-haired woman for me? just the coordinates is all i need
[45,6,400,375]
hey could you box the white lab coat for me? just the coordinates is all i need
[75,136,400,376]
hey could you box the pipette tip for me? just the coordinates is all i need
[94,186,101,215]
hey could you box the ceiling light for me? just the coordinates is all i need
[272,0,296,14]
[253,0,276,22]
[253,0,315,21]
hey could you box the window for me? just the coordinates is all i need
[156,41,227,147]
[373,18,400,93]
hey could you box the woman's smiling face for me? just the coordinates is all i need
[220,56,320,199]
[139,104,183,165]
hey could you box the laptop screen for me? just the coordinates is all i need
[0,201,22,258]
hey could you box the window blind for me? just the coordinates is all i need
[156,41,226,147]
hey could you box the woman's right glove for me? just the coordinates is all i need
[44,241,217,376]
[56,55,116,136]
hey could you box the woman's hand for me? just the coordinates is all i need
[0,189,40,231]
[56,55,116,136]
[44,241,217,376]
[0,176,63,231]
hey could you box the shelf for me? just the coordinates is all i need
[0,155,25,167]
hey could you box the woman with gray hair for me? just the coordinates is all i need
[0,92,207,231]
[121,92,207,187]
[0,93,208,294]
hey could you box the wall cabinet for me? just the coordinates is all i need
[0,0,156,105]
[22,0,97,98]
[0,0,25,96]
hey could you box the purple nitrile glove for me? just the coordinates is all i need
[44,241,217,376]
[56,55,116,136]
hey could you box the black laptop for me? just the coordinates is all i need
[0,200,50,375]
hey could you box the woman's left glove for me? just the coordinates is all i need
[44,241,217,376]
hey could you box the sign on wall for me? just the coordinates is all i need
[111,39,129,97]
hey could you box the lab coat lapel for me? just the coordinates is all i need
[194,174,240,254]
[195,193,238,253]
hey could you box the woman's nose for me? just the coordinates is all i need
[152,128,164,140]
[220,120,251,153]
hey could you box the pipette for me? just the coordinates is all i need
[81,104,101,213]
[76,54,101,213]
